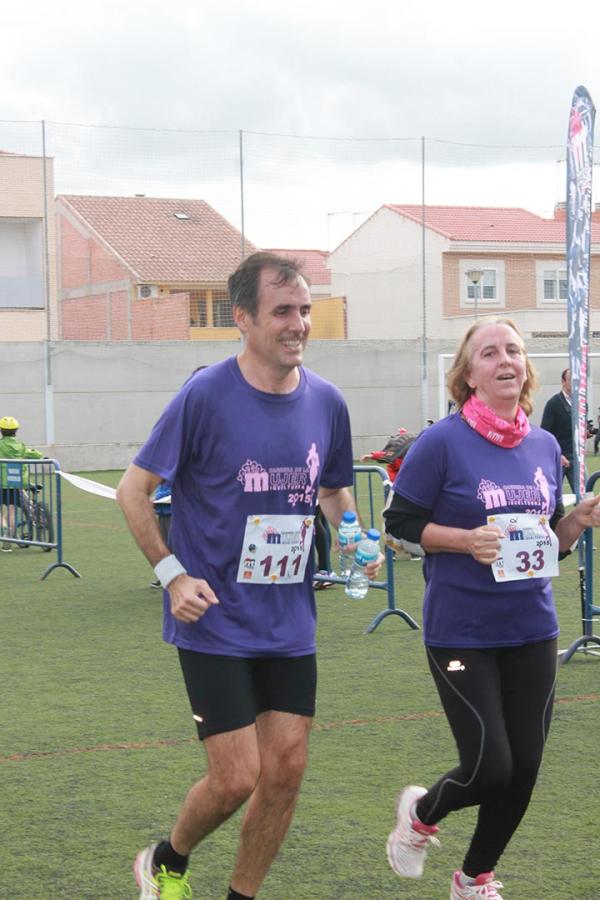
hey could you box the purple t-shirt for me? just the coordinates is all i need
[394,413,562,648]
[134,357,353,657]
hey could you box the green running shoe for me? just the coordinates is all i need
[134,844,192,899]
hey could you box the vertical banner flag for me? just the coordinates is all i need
[566,85,595,500]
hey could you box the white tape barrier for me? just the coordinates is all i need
[58,469,572,512]
[58,471,170,503]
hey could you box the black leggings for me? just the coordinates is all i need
[416,639,557,876]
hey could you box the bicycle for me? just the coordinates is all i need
[13,484,55,551]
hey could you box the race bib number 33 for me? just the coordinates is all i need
[236,514,315,585]
[488,513,559,583]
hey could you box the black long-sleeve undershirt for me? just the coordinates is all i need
[384,491,568,558]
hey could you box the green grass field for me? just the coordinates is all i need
[2,466,600,899]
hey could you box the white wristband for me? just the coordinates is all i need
[154,554,187,589]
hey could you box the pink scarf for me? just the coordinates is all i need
[461,394,530,448]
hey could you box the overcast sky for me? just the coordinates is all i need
[3,1,600,247]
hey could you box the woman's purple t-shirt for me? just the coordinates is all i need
[393,413,563,648]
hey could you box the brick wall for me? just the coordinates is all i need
[58,211,191,340]
[504,255,536,311]
[443,253,600,317]
[61,295,110,340]
[131,292,190,340]
[59,216,130,289]
[110,291,130,340]
[444,255,460,316]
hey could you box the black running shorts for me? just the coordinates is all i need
[177,649,317,740]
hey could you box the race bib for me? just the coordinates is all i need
[236,514,315,585]
[488,513,559,583]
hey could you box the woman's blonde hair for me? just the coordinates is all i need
[446,316,539,416]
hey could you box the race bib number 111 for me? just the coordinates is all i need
[236,514,315,585]
[488,513,559,583]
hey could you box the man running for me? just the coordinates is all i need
[117,251,381,899]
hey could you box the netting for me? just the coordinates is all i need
[0,119,587,344]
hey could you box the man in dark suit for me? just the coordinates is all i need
[540,368,576,491]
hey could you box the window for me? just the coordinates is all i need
[0,218,44,309]
[467,269,496,302]
[543,269,568,301]
[460,261,504,308]
[189,290,207,327]
[213,290,234,327]
[189,288,234,327]
[536,261,568,306]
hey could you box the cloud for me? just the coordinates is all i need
[1,0,598,247]
[2,0,593,142]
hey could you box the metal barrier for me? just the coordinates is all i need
[313,464,420,634]
[0,458,80,580]
[559,470,600,663]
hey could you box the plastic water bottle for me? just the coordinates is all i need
[338,511,363,578]
[345,528,380,600]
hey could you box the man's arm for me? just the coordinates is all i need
[25,447,44,460]
[116,463,169,565]
[317,485,357,529]
[116,463,219,622]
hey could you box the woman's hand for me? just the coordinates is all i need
[573,493,600,530]
[465,525,503,565]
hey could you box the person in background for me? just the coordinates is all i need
[0,416,43,552]
[360,428,417,482]
[312,503,335,590]
[540,368,576,491]
[383,317,600,899]
[362,429,420,561]
[150,480,172,588]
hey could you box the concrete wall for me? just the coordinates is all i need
[1,338,599,471]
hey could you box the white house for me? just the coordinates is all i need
[329,203,600,341]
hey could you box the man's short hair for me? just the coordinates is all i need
[561,368,570,382]
[228,252,306,319]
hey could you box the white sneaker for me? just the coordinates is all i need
[386,785,440,878]
[450,871,504,899]
[134,844,159,899]
[133,843,192,899]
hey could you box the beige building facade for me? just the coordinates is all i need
[0,151,57,340]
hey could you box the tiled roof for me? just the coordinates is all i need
[58,195,257,282]
[265,248,331,285]
[387,204,572,243]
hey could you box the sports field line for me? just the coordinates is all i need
[2,692,598,765]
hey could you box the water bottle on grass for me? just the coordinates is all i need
[345,528,380,600]
[337,511,363,578]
